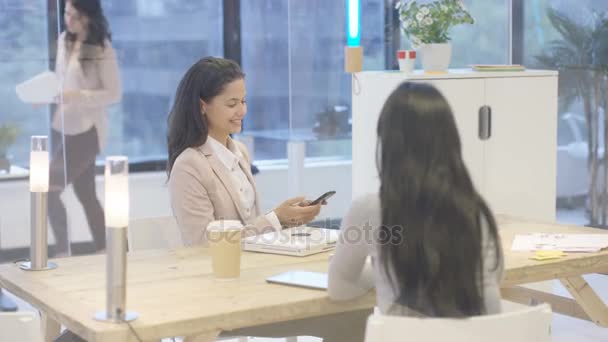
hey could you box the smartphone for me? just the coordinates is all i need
[309,191,336,206]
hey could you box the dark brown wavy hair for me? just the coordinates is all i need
[166,57,245,176]
[64,0,111,74]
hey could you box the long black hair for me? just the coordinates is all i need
[166,57,245,176]
[64,0,111,74]
[376,82,501,317]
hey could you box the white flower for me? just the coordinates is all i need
[420,6,429,15]
[411,36,422,48]
[416,12,424,22]
[401,20,411,29]
[424,17,433,26]
[395,1,402,10]
[440,4,448,12]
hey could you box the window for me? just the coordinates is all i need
[398,0,510,67]
[0,0,50,167]
[102,0,223,161]
[241,0,385,161]
[522,0,608,225]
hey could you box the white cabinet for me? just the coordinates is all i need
[352,69,558,222]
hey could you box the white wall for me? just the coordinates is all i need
[0,163,352,249]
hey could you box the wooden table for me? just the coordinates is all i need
[497,216,608,327]
[1,217,607,342]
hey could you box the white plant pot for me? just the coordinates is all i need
[419,43,452,72]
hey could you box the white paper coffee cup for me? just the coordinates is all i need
[207,220,244,279]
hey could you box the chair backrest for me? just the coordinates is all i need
[0,311,43,342]
[128,216,183,251]
[364,304,552,342]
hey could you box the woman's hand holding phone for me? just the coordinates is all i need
[308,191,336,206]
[274,196,321,228]
[274,191,335,227]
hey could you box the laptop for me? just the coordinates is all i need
[242,226,339,256]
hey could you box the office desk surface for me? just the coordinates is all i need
[0,248,373,342]
[1,217,608,341]
[497,216,608,286]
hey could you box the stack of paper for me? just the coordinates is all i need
[15,71,59,104]
[511,233,608,252]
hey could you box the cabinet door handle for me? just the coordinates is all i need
[478,105,492,140]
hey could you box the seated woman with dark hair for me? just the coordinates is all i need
[328,82,504,318]
[166,57,323,246]
[166,57,371,342]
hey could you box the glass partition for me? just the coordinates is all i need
[0,0,223,261]
[0,0,52,262]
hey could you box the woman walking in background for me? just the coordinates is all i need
[48,0,121,256]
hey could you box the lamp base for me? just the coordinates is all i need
[19,261,57,271]
[94,311,138,323]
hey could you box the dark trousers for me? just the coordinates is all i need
[48,127,105,255]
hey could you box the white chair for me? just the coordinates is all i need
[364,304,552,342]
[0,311,43,342]
[128,216,183,251]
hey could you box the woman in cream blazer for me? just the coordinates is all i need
[167,57,322,246]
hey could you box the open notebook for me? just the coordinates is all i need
[242,226,339,256]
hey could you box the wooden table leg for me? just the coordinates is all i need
[41,312,61,342]
[501,286,591,321]
[560,276,608,327]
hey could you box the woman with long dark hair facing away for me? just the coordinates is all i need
[328,82,504,318]
[167,56,323,246]
[48,0,121,256]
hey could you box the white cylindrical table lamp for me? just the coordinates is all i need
[20,136,57,271]
[94,156,138,322]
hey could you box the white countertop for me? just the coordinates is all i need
[356,68,558,80]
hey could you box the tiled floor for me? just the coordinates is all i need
[549,274,608,342]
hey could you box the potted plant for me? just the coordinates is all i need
[535,8,608,227]
[395,0,474,72]
[0,123,19,173]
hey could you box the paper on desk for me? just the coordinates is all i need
[15,71,59,104]
[512,233,608,252]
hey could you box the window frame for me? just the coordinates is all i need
[13,0,523,174]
